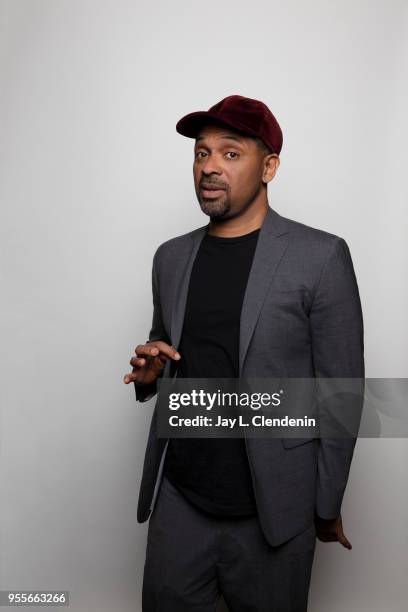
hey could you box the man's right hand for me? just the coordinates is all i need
[123,341,181,386]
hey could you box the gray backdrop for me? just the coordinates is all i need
[1,1,407,611]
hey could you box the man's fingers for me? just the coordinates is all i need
[134,344,160,358]
[135,342,181,361]
[129,353,167,370]
[153,342,181,360]
[123,371,140,384]
[124,344,173,383]
[316,532,336,543]
[315,515,352,548]
[153,354,167,369]
[338,531,352,549]
[130,357,146,367]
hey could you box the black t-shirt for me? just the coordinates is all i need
[163,226,260,516]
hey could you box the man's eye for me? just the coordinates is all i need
[194,151,239,159]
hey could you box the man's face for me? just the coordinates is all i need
[193,123,272,219]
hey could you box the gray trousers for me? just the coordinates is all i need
[142,476,316,612]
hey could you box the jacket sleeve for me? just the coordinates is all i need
[309,237,365,519]
[134,246,171,403]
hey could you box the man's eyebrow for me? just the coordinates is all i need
[195,134,244,144]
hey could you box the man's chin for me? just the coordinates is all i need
[199,199,230,219]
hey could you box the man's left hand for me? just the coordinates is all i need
[314,513,352,549]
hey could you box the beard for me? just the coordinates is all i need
[198,193,231,219]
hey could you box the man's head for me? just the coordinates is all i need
[192,122,280,219]
[176,95,282,220]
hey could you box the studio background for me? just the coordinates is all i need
[1,1,407,611]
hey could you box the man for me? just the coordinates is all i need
[123,95,365,611]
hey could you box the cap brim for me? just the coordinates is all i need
[176,111,260,140]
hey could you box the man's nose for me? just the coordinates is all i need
[201,155,223,175]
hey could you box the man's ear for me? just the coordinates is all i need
[263,154,280,183]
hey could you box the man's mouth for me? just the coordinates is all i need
[200,184,226,199]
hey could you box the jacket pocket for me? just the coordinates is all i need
[281,437,315,449]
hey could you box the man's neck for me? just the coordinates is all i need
[207,202,269,238]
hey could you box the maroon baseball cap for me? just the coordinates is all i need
[176,94,283,156]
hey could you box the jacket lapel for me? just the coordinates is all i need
[169,206,292,374]
[239,206,291,375]
[170,223,208,350]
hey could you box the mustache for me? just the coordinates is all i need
[199,181,228,189]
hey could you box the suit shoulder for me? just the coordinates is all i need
[280,212,345,251]
[153,224,206,262]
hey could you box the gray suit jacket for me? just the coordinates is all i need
[134,205,365,546]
